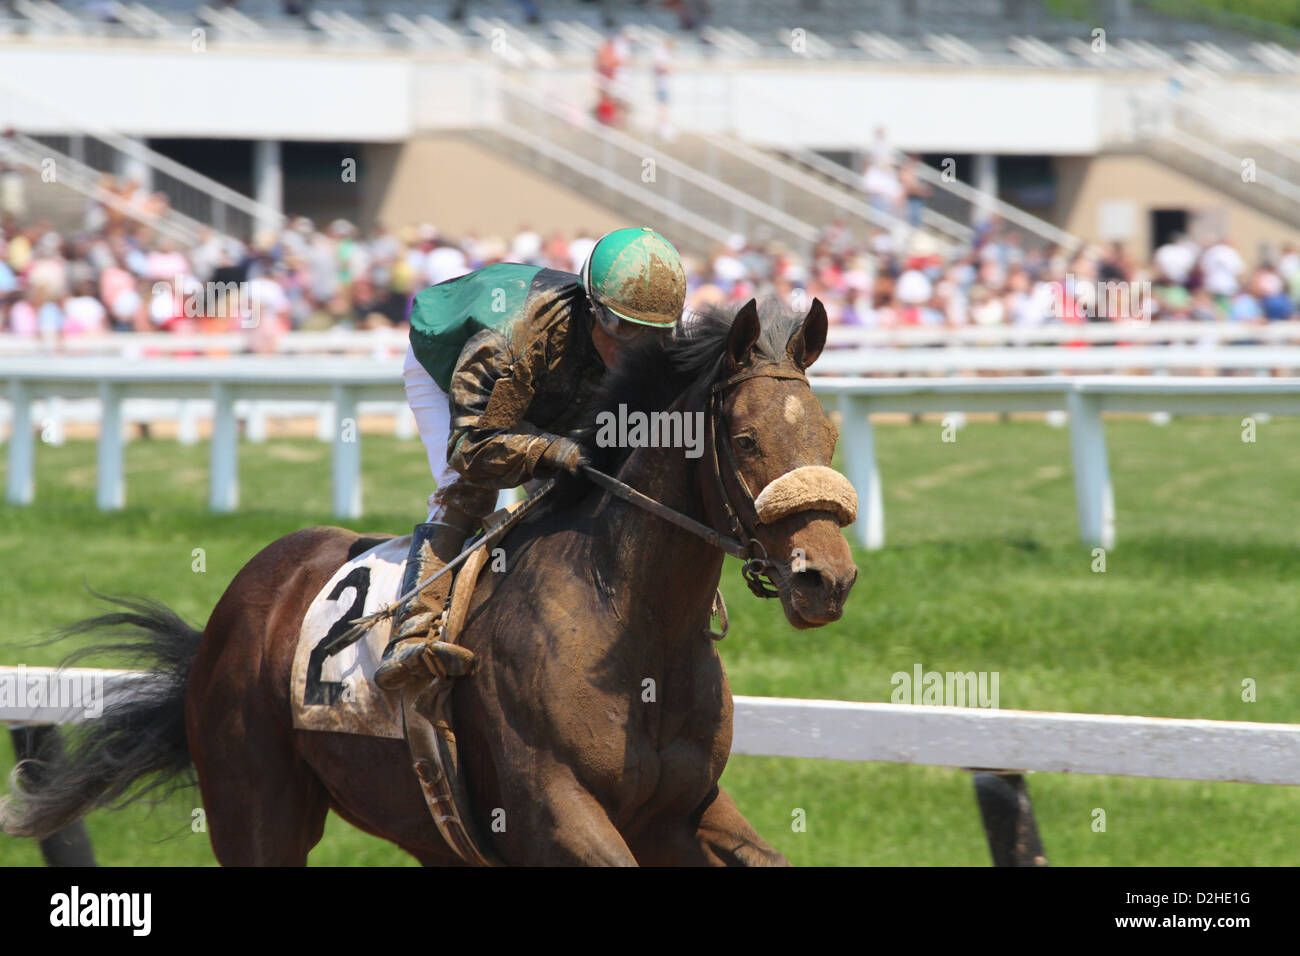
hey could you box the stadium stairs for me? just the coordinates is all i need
[1126,85,1300,233]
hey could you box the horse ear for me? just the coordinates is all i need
[726,299,761,368]
[789,297,827,369]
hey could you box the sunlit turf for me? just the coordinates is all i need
[2,416,1298,865]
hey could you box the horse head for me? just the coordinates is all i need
[699,298,859,628]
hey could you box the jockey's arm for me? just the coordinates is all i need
[446,329,582,487]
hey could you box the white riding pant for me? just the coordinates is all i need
[403,345,515,520]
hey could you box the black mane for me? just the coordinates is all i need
[577,298,804,472]
[516,298,805,516]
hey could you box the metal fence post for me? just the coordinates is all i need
[5,380,35,505]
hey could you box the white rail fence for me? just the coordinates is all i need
[3,363,1299,550]
[4,321,1300,357]
[815,345,1300,375]
[2,668,1296,786]
[3,666,1295,866]
[819,375,1300,550]
[4,396,417,446]
[4,667,1293,865]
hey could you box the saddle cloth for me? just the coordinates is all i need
[290,530,502,865]
[290,535,409,739]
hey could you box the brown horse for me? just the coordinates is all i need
[1,299,857,865]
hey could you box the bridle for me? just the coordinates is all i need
[705,360,810,599]
[582,358,809,602]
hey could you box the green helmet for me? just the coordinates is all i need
[581,227,686,328]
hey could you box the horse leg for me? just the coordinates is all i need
[193,725,331,866]
[190,712,331,866]
[634,785,789,866]
[490,766,638,866]
[189,613,332,866]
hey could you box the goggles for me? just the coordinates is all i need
[592,300,664,342]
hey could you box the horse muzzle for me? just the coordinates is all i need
[747,466,860,628]
[753,465,858,528]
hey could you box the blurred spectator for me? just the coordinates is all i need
[510,225,543,267]
[1253,266,1294,321]
[64,278,107,335]
[595,31,629,127]
[1201,237,1244,298]
[868,126,893,167]
[862,160,903,218]
[426,236,470,285]
[4,171,1300,346]
[653,38,675,140]
[1154,232,1197,285]
[899,156,931,228]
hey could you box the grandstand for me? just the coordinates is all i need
[3,0,1299,63]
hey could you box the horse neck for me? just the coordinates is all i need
[588,417,724,643]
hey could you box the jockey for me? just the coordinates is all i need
[375,226,688,689]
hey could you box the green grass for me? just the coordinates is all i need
[2,417,1298,865]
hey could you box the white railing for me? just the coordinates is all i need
[731,697,1300,786]
[1167,84,1300,177]
[813,344,1300,375]
[4,363,1299,550]
[0,72,283,238]
[1124,84,1300,224]
[484,122,734,253]
[777,145,975,246]
[600,73,967,254]
[0,329,411,358]
[2,134,204,245]
[4,321,1300,358]
[822,321,1300,346]
[684,131,965,254]
[732,78,1080,249]
[1,396,416,448]
[499,75,822,252]
[817,374,1300,550]
[3,668,1296,786]
[779,141,1078,252]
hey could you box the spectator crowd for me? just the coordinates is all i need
[2,182,1299,348]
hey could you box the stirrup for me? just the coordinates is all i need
[374,523,443,690]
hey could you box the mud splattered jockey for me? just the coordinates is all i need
[381,226,689,689]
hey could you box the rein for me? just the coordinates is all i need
[707,363,809,598]
[584,361,810,600]
[327,361,814,664]
[319,477,558,660]
[581,465,748,560]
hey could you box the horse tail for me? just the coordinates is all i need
[0,594,201,840]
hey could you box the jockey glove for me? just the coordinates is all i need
[536,435,591,478]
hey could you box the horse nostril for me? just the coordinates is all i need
[792,569,828,591]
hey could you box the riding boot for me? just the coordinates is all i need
[374,482,498,690]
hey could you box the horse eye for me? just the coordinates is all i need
[735,434,757,451]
